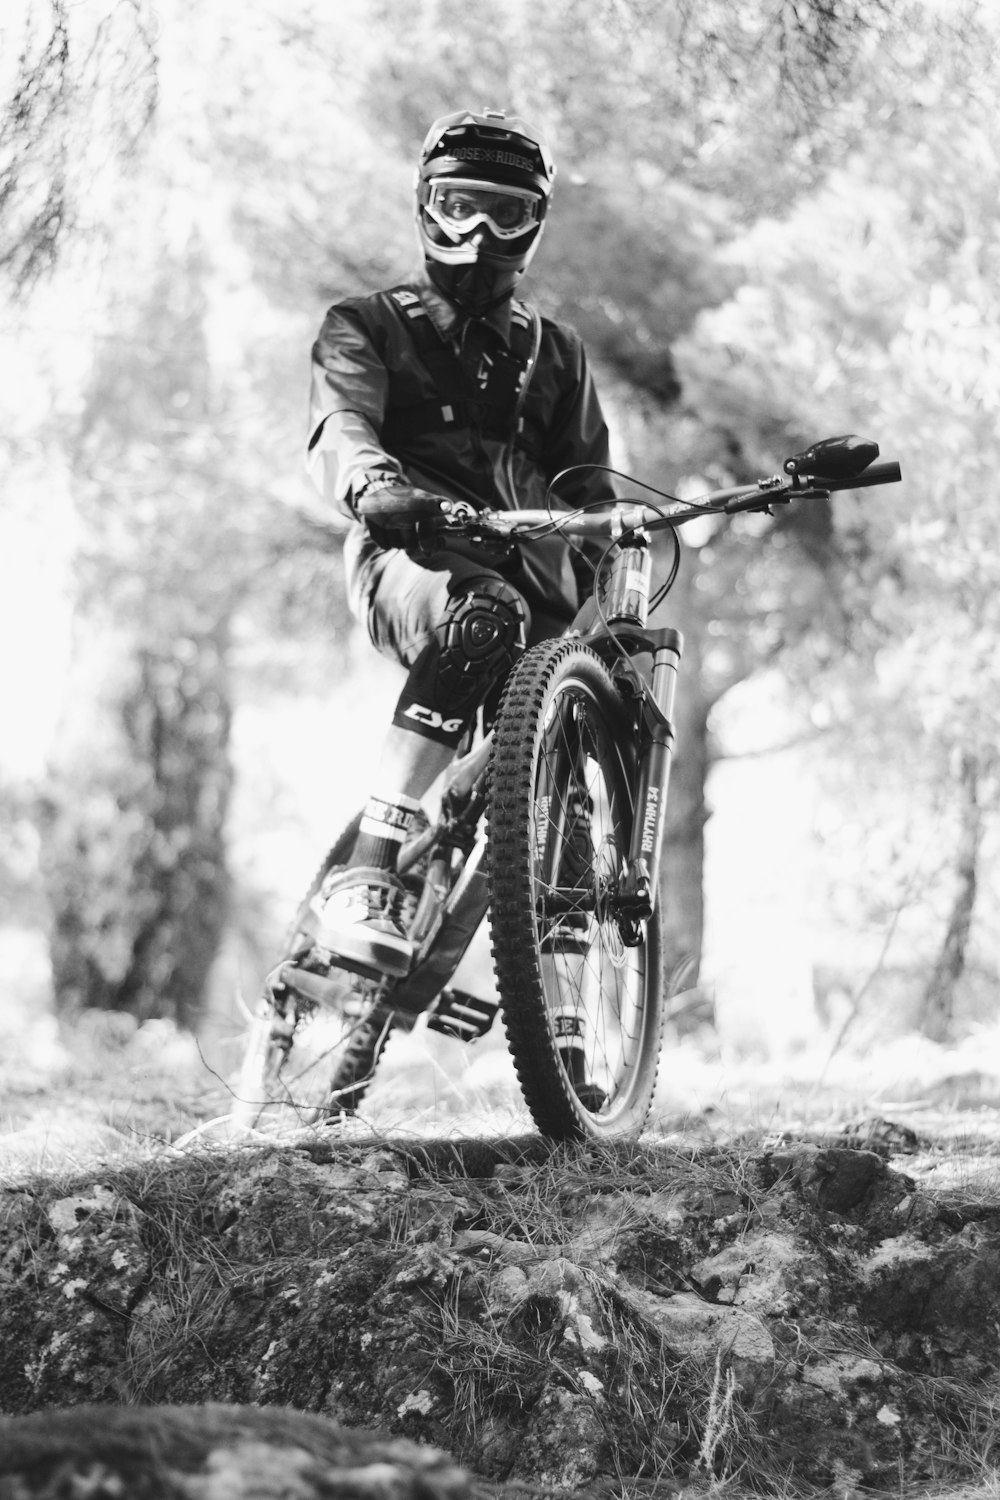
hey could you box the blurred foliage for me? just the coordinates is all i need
[30,218,352,1024]
[0,0,158,294]
[671,25,1000,1032]
[1,0,998,1038]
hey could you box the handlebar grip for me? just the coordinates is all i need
[821,460,901,491]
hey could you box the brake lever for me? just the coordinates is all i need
[428,501,518,557]
[438,499,481,524]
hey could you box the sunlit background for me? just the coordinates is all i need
[2,0,999,1164]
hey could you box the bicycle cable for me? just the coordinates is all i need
[539,463,698,728]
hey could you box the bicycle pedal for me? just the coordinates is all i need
[426,988,499,1042]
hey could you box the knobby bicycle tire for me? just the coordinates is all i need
[233,811,396,1130]
[488,639,665,1140]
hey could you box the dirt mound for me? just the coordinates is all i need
[2,1129,1000,1495]
[0,1403,485,1498]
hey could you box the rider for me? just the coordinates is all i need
[305,107,614,980]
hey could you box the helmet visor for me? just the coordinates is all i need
[425,179,541,242]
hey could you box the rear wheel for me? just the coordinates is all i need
[488,640,665,1140]
[231,813,398,1132]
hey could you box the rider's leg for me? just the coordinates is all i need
[341,729,454,881]
[371,724,455,802]
[316,553,530,977]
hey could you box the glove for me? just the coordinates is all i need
[356,476,445,548]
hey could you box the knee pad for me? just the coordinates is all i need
[439,578,527,706]
[394,578,528,745]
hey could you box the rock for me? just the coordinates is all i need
[765,1143,887,1213]
[690,1229,807,1310]
[859,1227,1000,1373]
[2,1138,999,1494]
[622,1283,777,1393]
[0,1403,485,1498]
[507,1387,603,1492]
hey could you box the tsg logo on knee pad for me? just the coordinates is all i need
[403,704,466,735]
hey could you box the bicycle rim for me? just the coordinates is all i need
[231,811,397,1132]
[488,640,665,1140]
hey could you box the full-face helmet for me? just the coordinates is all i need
[415,109,556,313]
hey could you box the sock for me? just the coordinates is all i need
[351,792,423,872]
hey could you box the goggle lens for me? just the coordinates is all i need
[427,181,539,240]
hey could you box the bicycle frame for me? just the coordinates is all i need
[414,438,902,947]
[386,733,493,1019]
[382,518,684,1023]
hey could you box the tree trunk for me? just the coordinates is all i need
[659,688,711,997]
[655,551,714,1007]
[919,751,982,1044]
[41,626,233,1032]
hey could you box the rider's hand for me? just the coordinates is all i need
[356,476,444,548]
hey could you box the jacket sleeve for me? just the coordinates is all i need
[306,302,405,518]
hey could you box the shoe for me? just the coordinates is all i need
[312,866,413,980]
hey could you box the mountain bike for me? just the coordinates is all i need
[233,435,901,1141]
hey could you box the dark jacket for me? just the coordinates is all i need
[307,277,613,622]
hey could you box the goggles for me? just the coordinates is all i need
[424,178,541,241]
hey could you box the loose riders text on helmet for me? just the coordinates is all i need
[415,109,556,314]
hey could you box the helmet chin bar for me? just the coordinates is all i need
[425,256,521,315]
[417,211,544,315]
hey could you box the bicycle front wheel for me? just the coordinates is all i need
[488,640,665,1140]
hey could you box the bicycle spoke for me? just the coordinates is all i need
[489,640,664,1139]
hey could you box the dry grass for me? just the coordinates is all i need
[6,1109,1000,1498]
[6,999,1000,1498]
[6,985,1000,1182]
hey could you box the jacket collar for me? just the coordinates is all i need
[415,276,513,346]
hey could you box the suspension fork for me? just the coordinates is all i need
[620,626,684,919]
[580,527,684,925]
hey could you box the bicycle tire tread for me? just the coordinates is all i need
[487,639,665,1140]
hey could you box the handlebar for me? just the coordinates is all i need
[821,459,901,490]
[434,451,902,543]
